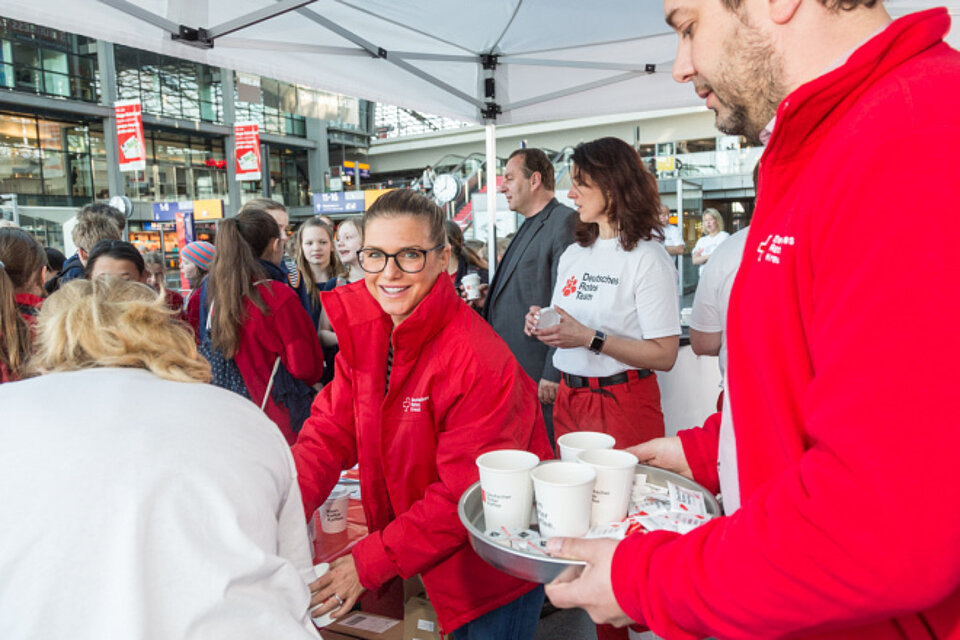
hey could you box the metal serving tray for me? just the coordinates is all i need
[458,463,721,584]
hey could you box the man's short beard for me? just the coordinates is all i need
[713,14,786,143]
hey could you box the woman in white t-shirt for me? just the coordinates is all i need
[524,137,680,453]
[692,208,730,275]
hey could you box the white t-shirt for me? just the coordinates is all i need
[689,227,749,380]
[551,236,680,378]
[661,224,684,249]
[0,368,317,640]
[692,231,730,275]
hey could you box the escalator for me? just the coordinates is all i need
[434,146,574,231]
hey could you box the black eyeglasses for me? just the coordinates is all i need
[357,245,445,274]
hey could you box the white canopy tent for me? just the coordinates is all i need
[4,0,957,269]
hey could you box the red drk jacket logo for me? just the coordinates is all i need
[562,276,578,297]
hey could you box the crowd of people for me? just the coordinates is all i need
[2,1,959,638]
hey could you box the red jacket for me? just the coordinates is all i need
[292,276,553,633]
[613,10,960,639]
[188,281,323,444]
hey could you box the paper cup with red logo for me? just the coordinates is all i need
[462,272,482,300]
[557,431,616,462]
[577,449,639,526]
[476,450,540,530]
[532,461,596,538]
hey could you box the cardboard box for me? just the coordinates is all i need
[403,596,444,640]
[327,612,403,640]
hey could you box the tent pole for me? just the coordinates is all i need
[485,123,497,278]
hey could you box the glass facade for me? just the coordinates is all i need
[375,103,468,139]
[122,131,228,203]
[0,110,105,206]
[0,17,98,102]
[235,74,371,138]
[115,46,222,123]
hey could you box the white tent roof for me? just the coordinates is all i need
[5,0,958,125]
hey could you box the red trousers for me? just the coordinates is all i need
[553,371,665,640]
[553,371,665,449]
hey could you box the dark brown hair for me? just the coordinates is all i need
[571,137,663,251]
[507,148,555,192]
[445,220,487,270]
[363,189,447,247]
[84,240,145,278]
[240,198,286,214]
[296,216,347,309]
[206,207,279,358]
[722,0,876,9]
[0,228,47,380]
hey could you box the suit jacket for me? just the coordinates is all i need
[483,198,576,384]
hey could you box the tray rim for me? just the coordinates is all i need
[458,462,721,573]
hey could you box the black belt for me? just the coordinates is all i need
[562,368,652,389]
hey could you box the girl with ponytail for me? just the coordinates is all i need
[0,228,47,383]
[188,207,324,444]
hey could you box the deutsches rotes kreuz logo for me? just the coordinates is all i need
[402,396,429,413]
[755,234,796,265]
[563,272,620,300]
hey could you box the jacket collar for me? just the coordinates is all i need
[489,197,561,306]
[258,259,287,284]
[321,274,461,368]
[765,8,949,164]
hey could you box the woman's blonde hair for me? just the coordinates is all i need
[703,208,725,233]
[30,277,211,383]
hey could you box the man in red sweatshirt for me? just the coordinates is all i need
[544,1,960,638]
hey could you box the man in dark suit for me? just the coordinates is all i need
[483,148,576,444]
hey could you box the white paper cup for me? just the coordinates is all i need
[462,272,482,300]
[311,563,335,628]
[320,487,350,534]
[557,431,616,462]
[532,461,596,538]
[537,307,561,329]
[577,449,639,525]
[476,450,540,530]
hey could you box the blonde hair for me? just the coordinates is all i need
[73,212,121,253]
[30,277,211,383]
[703,208,725,233]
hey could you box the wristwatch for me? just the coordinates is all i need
[588,330,606,354]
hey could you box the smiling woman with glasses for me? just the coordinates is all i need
[292,189,553,640]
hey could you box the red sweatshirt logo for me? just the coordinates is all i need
[562,276,578,297]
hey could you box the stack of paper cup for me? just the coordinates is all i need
[531,462,596,538]
[320,487,350,534]
[476,450,540,530]
[556,431,616,462]
[577,449,639,526]
[311,563,335,628]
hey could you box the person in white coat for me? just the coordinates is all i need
[0,277,318,640]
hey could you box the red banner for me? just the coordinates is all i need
[234,122,262,181]
[114,99,146,172]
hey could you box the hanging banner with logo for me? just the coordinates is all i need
[234,122,262,181]
[175,211,196,292]
[114,99,146,172]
